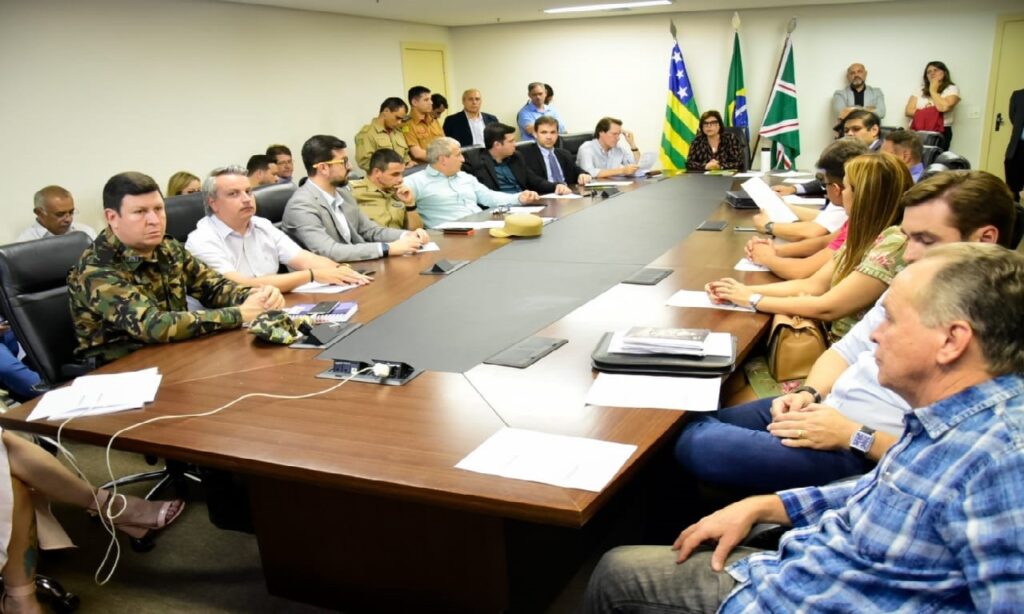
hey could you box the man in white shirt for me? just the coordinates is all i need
[186,165,371,293]
[17,185,97,242]
[576,117,640,178]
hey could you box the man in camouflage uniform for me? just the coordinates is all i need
[68,172,285,365]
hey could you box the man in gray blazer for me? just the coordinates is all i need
[281,135,429,262]
[831,63,886,130]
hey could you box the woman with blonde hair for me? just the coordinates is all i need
[707,152,912,342]
[166,171,200,197]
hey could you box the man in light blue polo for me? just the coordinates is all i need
[404,138,539,228]
[516,82,565,141]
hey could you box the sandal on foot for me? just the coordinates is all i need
[89,490,185,541]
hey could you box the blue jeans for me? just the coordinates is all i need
[674,396,873,493]
[0,329,41,401]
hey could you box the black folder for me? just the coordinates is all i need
[590,332,737,378]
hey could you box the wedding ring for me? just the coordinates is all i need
[797,429,804,439]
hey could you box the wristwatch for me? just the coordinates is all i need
[764,222,775,236]
[849,426,876,457]
[748,293,763,310]
[792,385,821,404]
[381,242,390,257]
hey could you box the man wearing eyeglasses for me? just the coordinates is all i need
[281,134,428,261]
[17,185,96,242]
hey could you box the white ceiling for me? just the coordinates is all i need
[214,0,897,27]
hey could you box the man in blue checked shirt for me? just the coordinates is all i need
[585,243,1024,614]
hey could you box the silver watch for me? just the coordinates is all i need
[748,293,763,310]
[850,426,876,457]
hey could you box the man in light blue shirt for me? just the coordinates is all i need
[516,82,565,141]
[883,129,926,183]
[576,117,641,178]
[404,138,539,228]
[586,242,1024,614]
[675,170,1017,493]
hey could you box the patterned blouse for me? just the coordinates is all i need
[827,225,907,342]
[685,131,746,171]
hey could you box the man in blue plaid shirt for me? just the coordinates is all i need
[585,243,1024,613]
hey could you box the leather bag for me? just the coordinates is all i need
[766,314,827,381]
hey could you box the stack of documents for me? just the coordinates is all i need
[610,329,733,358]
[29,368,162,422]
[617,327,709,355]
[740,176,799,223]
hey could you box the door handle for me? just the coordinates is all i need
[995,112,1003,131]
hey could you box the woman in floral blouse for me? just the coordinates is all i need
[706,152,912,342]
[686,110,747,171]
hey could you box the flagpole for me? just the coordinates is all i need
[751,18,797,156]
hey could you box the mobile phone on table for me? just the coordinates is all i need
[309,301,339,315]
[696,220,727,231]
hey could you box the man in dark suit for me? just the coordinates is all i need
[521,115,592,186]
[1006,88,1024,202]
[463,123,572,196]
[442,89,498,147]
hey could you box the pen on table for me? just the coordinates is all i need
[734,226,758,232]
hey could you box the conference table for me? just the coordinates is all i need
[1,172,778,613]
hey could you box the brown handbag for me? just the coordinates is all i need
[766,314,828,382]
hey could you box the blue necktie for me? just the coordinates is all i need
[546,150,565,183]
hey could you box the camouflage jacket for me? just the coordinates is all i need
[68,229,252,365]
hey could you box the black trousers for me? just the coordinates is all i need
[1006,142,1024,203]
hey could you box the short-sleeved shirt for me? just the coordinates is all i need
[354,118,410,172]
[516,102,565,140]
[68,229,251,365]
[16,220,97,242]
[185,215,301,277]
[350,178,408,230]
[828,225,907,341]
[404,166,519,228]
[912,85,960,126]
[828,222,849,251]
[576,139,635,176]
[814,204,848,233]
[401,111,444,155]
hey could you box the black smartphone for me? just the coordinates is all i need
[356,269,376,276]
[309,301,339,315]
[697,220,727,231]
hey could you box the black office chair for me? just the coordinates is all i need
[920,162,949,181]
[0,235,197,549]
[722,126,751,172]
[253,182,296,226]
[913,130,945,150]
[935,151,970,170]
[558,132,591,156]
[163,191,207,242]
[921,144,942,166]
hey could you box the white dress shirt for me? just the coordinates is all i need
[185,214,302,277]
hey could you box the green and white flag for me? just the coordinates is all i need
[758,35,800,169]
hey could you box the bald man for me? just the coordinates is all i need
[831,63,886,126]
[442,89,498,147]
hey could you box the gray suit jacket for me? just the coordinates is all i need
[281,180,403,262]
[831,84,886,120]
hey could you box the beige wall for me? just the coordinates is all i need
[1,0,1016,243]
[450,0,1015,173]
[0,0,450,242]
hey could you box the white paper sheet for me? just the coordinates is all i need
[783,195,827,207]
[665,290,756,312]
[782,177,808,184]
[740,177,799,223]
[585,373,721,412]
[539,193,582,200]
[292,281,358,294]
[29,368,163,422]
[417,242,440,252]
[506,206,546,212]
[774,170,814,177]
[585,180,632,186]
[734,258,770,272]
[632,152,657,176]
[455,427,637,492]
[733,171,765,178]
[436,221,506,230]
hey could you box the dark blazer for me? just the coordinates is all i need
[462,149,556,194]
[520,143,587,185]
[1007,89,1024,159]
[443,111,499,147]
